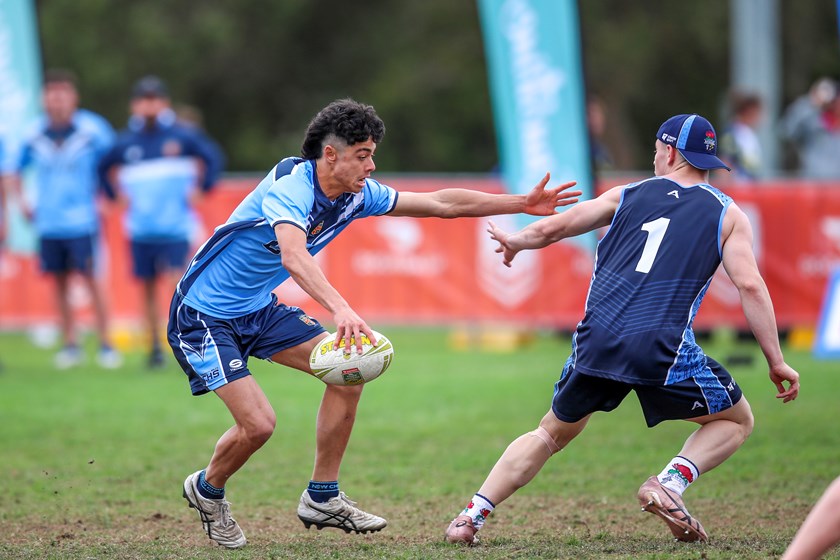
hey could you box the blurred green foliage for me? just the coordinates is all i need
[35,0,840,172]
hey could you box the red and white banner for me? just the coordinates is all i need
[1,176,838,331]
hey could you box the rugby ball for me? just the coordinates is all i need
[309,330,394,386]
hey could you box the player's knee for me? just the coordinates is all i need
[247,414,277,447]
[739,409,754,441]
[734,399,754,441]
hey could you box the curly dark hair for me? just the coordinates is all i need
[301,99,385,160]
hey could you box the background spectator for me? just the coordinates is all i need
[8,69,120,369]
[719,90,764,181]
[98,75,224,368]
[587,94,613,172]
[781,77,840,179]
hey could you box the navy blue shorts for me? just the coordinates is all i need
[39,234,97,274]
[167,293,327,395]
[551,357,743,427]
[131,239,190,279]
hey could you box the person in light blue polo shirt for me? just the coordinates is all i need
[9,69,120,370]
[169,98,582,548]
[98,75,224,369]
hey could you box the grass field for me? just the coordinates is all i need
[0,327,838,559]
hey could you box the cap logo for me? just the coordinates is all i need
[661,133,677,144]
[704,130,716,152]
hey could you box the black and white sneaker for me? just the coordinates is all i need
[297,490,387,534]
[182,471,246,549]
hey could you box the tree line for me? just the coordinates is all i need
[36,0,840,173]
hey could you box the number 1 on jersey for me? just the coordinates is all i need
[635,217,670,273]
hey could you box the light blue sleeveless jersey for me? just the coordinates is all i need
[567,177,732,386]
[178,158,398,319]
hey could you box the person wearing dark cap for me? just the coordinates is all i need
[445,113,800,546]
[98,75,224,368]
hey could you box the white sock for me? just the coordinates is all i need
[462,493,495,529]
[657,456,700,496]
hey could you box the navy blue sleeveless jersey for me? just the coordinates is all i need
[567,177,732,386]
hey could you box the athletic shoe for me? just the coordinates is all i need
[444,515,480,545]
[637,476,708,542]
[54,346,83,369]
[182,471,246,549]
[148,348,166,369]
[297,490,387,534]
[96,347,123,369]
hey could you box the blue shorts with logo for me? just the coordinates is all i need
[131,239,190,279]
[39,234,97,274]
[551,357,742,427]
[168,292,327,395]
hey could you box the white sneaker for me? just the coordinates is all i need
[54,346,83,370]
[182,471,246,549]
[297,490,387,534]
[96,347,123,369]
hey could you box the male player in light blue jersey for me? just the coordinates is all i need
[99,75,224,368]
[9,70,120,369]
[446,113,801,545]
[169,98,581,548]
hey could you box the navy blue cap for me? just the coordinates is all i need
[131,75,169,99]
[656,114,730,171]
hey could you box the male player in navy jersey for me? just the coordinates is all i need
[99,76,224,368]
[445,113,801,545]
[8,70,120,369]
[169,98,581,548]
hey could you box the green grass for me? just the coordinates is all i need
[0,327,838,559]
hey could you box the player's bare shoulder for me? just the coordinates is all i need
[720,200,752,245]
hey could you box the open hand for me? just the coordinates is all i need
[523,173,582,216]
[487,220,518,267]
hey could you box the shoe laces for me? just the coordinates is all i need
[216,500,235,528]
[338,492,358,508]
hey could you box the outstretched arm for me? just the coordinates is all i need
[720,203,799,402]
[390,173,581,218]
[275,223,374,354]
[488,185,623,267]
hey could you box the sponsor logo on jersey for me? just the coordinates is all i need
[310,221,325,236]
[667,190,680,199]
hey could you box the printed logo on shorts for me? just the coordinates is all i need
[691,401,705,410]
[229,359,244,371]
[298,314,316,327]
[201,368,221,382]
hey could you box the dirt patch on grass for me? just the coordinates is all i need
[0,494,815,559]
